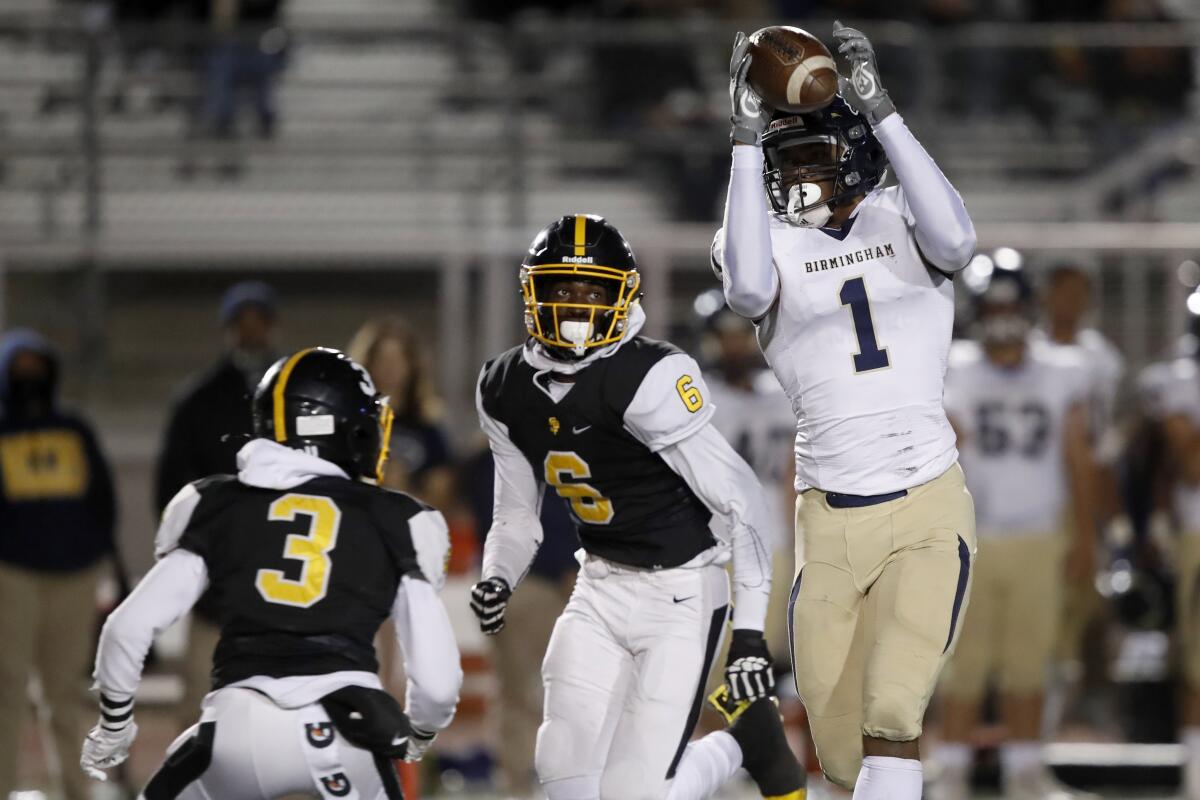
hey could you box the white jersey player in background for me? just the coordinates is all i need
[934,267,1099,800]
[1032,263,1128,730]
[716,22,977,800]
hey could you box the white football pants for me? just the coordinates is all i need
[140,687,400,799]
[535,556,731,800]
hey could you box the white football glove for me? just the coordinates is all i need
[832,20,896,125]
[403,726,436,763]
[728,31,770,146]
[724,629,776,703]
[81,719,138,781]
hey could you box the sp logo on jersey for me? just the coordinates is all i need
[320,772,353,797]
[305,721,335,748]
[548,416,561,435]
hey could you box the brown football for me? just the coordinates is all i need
[746,26,839,114]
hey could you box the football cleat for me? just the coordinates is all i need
[1004,768,1101,800]
[710,686,806,799]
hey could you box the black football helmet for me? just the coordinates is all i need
[762,95,888,226]
[252,347,394,482]
[521,214,642,359]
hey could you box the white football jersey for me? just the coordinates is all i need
[943,340,1091,536]
[1158,357,1200,531]
[715,186,958,495]
[706,369,796,549]
[1031,327,1125,431]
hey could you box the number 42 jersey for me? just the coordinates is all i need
[714,186,958,496]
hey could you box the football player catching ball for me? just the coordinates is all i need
[715,22,978,800]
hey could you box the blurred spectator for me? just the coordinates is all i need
[193,0,286,140]
[347,316,455,511]
[575,1,729,219]
[1094,0,1193,122]
[347,316,456,709]
[176,0,287,177]
[154,279,279,726]
[464,445,578,796]
[0,330,117,800]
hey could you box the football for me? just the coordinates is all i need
[746,26,839,114]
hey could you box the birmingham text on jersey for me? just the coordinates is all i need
[805,243,896,274]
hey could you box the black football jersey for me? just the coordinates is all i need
[169,474,428,689]
[479,337,715,569]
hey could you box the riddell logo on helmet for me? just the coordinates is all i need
[562,256,594,264]
[767,116,806,132]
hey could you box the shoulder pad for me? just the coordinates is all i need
[371,488,449,591]
[478,345,529,420]
[601,337,685,416]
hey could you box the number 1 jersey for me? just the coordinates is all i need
[714,185,957,495]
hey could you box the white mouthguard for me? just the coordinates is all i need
[786,183,833,228]
[560,320,593,356]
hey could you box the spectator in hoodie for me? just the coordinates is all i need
[0,329,117,800]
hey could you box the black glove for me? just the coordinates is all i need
[469,577,512,635]
[724,629,775,703]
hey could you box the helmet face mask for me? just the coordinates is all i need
[762,96,887,228]
[520,215,641,360]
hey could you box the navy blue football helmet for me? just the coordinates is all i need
[761,95,888,224]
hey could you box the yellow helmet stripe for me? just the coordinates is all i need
[573,214,587,256]
[272,348,316,442]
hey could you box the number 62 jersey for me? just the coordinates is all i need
[713,186,958,496]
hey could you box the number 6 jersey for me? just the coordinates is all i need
[713,185,959,496]
[477,337,716,570]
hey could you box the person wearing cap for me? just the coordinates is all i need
[0,329,117,800]
[154,280,280,726]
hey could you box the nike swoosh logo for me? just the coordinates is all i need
[672,595,695,604]
[572,425,592,434]
[391,735,408,746]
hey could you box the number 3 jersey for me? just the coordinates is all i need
[477,337,717,570]
[153,442,451,691]
[943,340,1091,536]
[714,186,958,496]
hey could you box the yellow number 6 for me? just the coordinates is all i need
[256,494,341,608]
[676,375,704,413]
[544,451,614,525]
